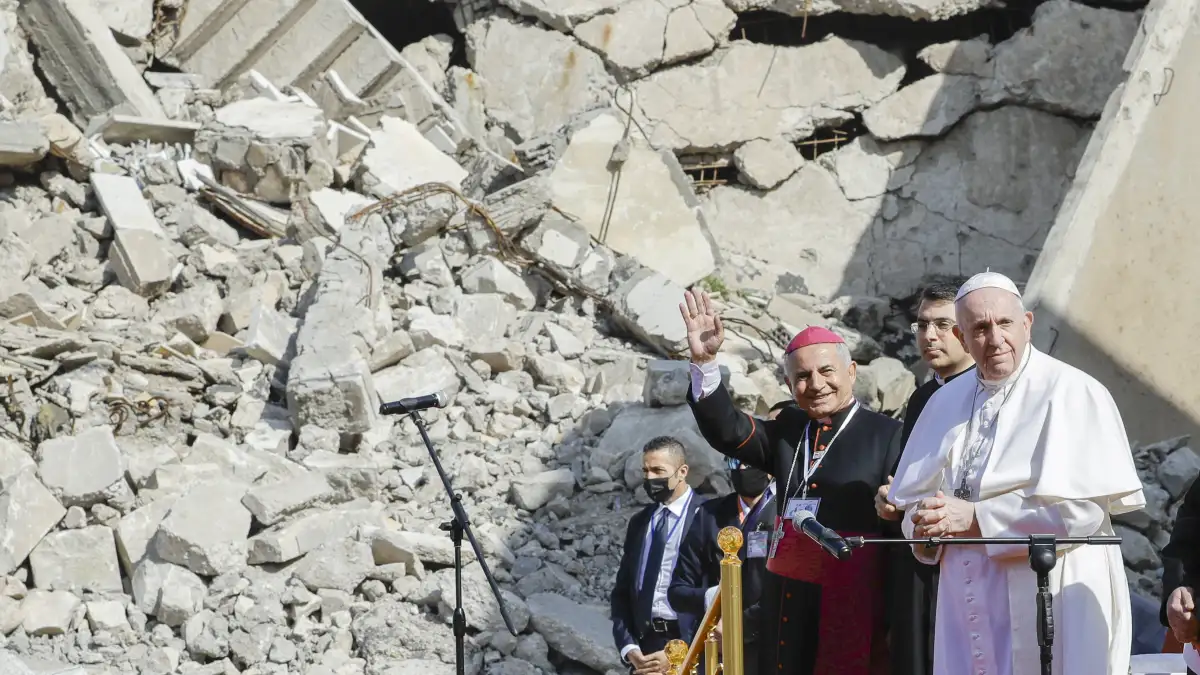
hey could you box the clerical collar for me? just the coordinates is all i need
[934,364,976,386]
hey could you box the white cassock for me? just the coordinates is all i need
[888,345,1145,675]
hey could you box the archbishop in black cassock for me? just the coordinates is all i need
[680,290,901,675]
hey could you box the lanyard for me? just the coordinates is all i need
[637,492,693,590]
[781,402,860,501]
[739,487,774,532]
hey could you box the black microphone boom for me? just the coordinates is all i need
[379,391,449,416]
[791,510,852,560]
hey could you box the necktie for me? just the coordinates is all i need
[635,509,670,631]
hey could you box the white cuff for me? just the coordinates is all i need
[704,586,720,611]
[620,644,640,661]
[689,361,722,402]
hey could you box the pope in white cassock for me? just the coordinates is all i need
[887,272,1146,675]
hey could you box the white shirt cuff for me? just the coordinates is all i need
[689,361,722,402]
[704,586,720,611]
[620,644,640,660]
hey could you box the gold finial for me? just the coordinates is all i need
[665,639,688,673]
[718,526,744,560]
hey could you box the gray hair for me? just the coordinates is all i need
[783,342,853,383]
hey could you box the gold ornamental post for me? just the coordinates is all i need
[718,526,744,675]
[679,526,745,675]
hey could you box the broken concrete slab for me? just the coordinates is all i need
[734,138,805,190]
[85,113,201,146]
[863,74,981,141]
[20,0,166,128]
[194,97,333,204]
[633,39,905,151]
[548,112,716,287]
[29,526,123,594]
[982,0,1140,118]
[114,497,176,577]
[243,303,298,366]
[918,37,993,77]
[248,500,384,564]
[460,257,537,310]
[36,426,126,508]
[91,173,168,238]
[290,187,374,241]
[373,349,462,405]
[573,0,736,80]
[510,468,575,511]
[242,472,335,526]
[151,282,225,344]
[466,16,616,142]
[155,481,252,576]
[0,121,49,166]
[20,589,80,636]
[292,537,374,593]
[526,593,622,673]
[609,268,688,357]
[355,116,468,199]
[0,469,66,575]
[130,554,205,619]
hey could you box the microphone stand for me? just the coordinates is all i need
[391,408,518,675]
[843,534,1122,675]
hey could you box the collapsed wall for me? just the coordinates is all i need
[0,0,1183,672]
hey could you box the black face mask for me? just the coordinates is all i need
[731,468,770,498]
[643,473,678,503]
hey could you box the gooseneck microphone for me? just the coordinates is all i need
[379,391,449,416]
[792,510,852,560]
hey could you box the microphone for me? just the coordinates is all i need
[379,391,449,416]
[791,510,852,561]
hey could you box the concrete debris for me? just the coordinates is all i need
[466,16,616,143]
[20,0,165,128]
[633,40,906,151]
[573,0,737,80]
[733,138,805,190]
[0,0,1155,670]
[0,121,49,166]
[548,112,717,287]
[194,98,334,204]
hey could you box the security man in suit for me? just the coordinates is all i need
[611,436,707,674]
[669,454,778,675]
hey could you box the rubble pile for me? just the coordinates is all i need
[0,0,1163,672]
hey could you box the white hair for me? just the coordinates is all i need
[783,342,853,383]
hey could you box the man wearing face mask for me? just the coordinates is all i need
[669,454,777,675]
[680,290,903,675]
[612,436,706,675]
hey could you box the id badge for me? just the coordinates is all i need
[768,517,785,559]
[784,498,821,520]
[747,530,769,559]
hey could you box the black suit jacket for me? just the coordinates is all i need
[611,492,707,655]
[669,491,778,643]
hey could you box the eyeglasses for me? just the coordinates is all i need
[910,319,956,335]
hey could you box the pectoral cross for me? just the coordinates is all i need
[954,484,972,500]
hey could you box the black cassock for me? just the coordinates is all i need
[688,381,901,675]
[885,366,972,675]
[1161,476,1200,675]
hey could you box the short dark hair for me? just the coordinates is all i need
[918,282,961,306]
[769,400,793,413]
[643,436,687,465]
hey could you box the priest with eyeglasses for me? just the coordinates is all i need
[887,271,1145,675]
